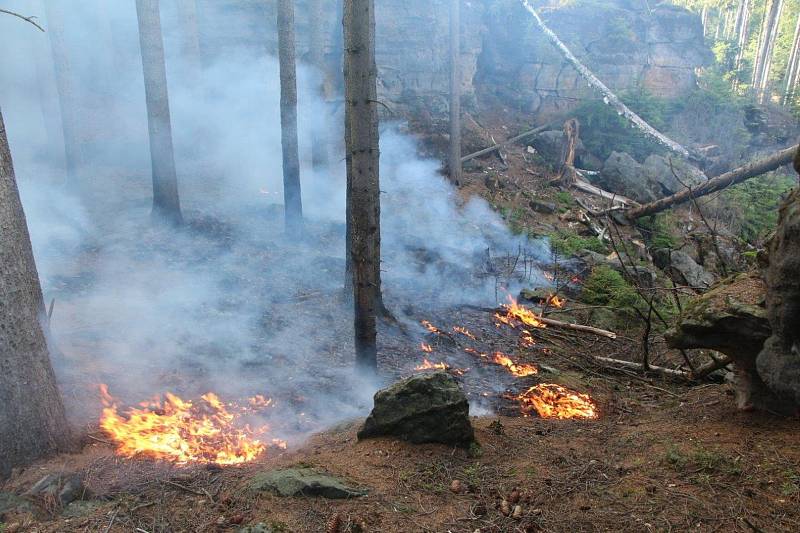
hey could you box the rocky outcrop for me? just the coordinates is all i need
[594,151,706,203]
[249,467,367,499]
[665,273,776,410]
[652,248,716,289]
[358,372,474,446]
[757,188,800,410]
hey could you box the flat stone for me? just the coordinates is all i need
[358,372,475,447]
[0,492,32,515]
[62,500,104,518]
[249,467,367,499]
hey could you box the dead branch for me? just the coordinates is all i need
[552,118,580,187]
[0,8,45,32]
[572,176,637,207]
[626,144,798,220]
[536,316,617,339]
[692,354,733,379]
[594,356,689,378]
[461,123,553,163]
[519,0,697,161]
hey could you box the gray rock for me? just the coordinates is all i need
[25,473,89,506]
[529,200,557,214]
[358,372,475,447]
[0,491,32,515]
[531,130,585,164]
[642,154,706,195]
[249,467,367,499]
[652,248,715,288]
[596,151,659,203]
[237,524,278,533]
[62,500,104,518]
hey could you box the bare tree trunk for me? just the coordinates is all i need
[277,0,304,235]
[135,0,183,225]
[701,6,709,36]
[176,0,202,80]
[344,0,381,373]
[449,0,462,184]
[554,118,579,187]
[626,144,797,220]
[753,0,784,103]
[518,0,696,161]
[43,1,81,183]
[784,13,800,105]
[309,0,330,171]
[734,0,751,74]
[0,106,72,479]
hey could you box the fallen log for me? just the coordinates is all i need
[626,144,798,220]
[518,0,697,161]
[461,123,553,163]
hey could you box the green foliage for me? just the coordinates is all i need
[637,214,677,250]
[581,265,643,310]
[721,172,796,242]
[572,88,670,161]
[548,230,608,256]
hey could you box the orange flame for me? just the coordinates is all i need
[495,296,546,329]
[99,385,285,465]
[421,320,442,334]
[491,351,538,377]
[414,358,449,371]
[421,342,434,353]
[515,384,597,420]
[547,294,565,308]
[519,330,535,348]
[452,326,476,340]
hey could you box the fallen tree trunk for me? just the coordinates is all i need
[519,0,696,161]
[538,316,617,339]
[593,357,689,378]
[461,123,552,163]
[626,144,798,220]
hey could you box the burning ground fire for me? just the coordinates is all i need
[495,295,546,330]
[491,351,538,377]
[514,384,598,420]
[99,385,286,465]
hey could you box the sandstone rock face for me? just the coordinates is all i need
[757,188,800,409]
[358,372,474,446]
[204,0,710,121]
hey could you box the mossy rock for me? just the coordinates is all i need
[248,467,367,499]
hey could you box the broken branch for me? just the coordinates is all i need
[461,123,553,163]
[0,8,45,32]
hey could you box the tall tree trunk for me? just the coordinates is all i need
[344,0,381,373]
[176,0,202,80]
[43,1,81,184]
[449,0,462,184]
[0,106,72,479]
[309,0,330,171]
[753,0,784,103]
[734,0,751,75]
[701,5,709,36]
[135,0,183,225]
[783,13,800,104]
[277,0,304,235]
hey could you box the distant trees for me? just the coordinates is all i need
[0,107,72,478]
[449,0,461,184]
[752,0,784,102]
[277,0,304,235]
[344,0,381,373]
[135,0,183,225]
[309,0,330,171]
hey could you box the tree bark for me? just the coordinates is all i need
[449,0,462,183]
[518,0,696,161]
[344,0,381,373]
[309,0,330,171]
[626,144,798,220]
[555,118,579,187]
[734,0,751,74]
[784,13,800,104]
[277,0,304,235]
[135,0,183,225]
[43,1,81,183]
[176,0,202,81]
[753,0,784,103]
[0,106,72,479]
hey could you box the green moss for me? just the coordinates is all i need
[581,265,642,309]
[637,213,677,250]
[548,230,608,257]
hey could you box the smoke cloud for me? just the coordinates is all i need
[0,0,549,439]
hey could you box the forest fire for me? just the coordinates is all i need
[99,386,286,465]
[414,358,448,371]
[491,351,538,377]
[452,326,477,339]
[421,320,442,334]
[421,342,434,353]
[495,296,546,329]
[515,384,597,420]
[547,294,565,308]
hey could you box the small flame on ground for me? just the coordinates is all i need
[495,296,546,329]
[99,385,286,465]
[547,294,565,308]
[452,326,477,340]
[491,351,538,377]
[519,330,535,348]
[414,358,449,371]
[515,384,597,420]
[421,320,442,334]
[421,342,434,353]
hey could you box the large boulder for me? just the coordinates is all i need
[665,272,777,410]
[757,188,800,410]
[358,372,474,446]
[642,154,706,195]
[652,248,715,289]
[597,151,659,202]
